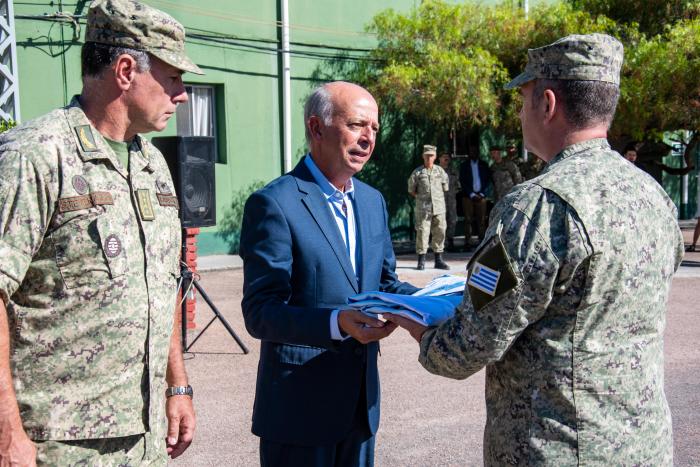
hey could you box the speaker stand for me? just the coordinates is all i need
[180,263,249,355]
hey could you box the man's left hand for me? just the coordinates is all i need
[165,395,196,459]
[383,313,428,343]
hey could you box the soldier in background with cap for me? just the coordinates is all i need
[0,0,202,464]
[408,145,450,270]
[387,33,682,465]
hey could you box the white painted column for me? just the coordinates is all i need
[281,0,292,173]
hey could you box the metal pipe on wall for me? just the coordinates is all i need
[281,0,292,173]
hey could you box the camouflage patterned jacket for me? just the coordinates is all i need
[408,165,449,215]
[443,164,461,207]
[419,139,683,465]
[491,159,523,201]
[0,97,181,440]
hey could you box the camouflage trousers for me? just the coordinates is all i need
[445,199,458,240]
[34,431,167,467]
[415,210,446,254]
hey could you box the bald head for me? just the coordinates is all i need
[304,81,379,189]
[304,81,377,146]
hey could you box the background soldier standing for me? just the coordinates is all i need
[438,153,460,251]
[0,0,201,464]
[488,145,523,202]
[408,145,450,270]
[388,34,683,466]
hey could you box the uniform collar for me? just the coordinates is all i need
[64,96,152,177]
[547,138,610,168]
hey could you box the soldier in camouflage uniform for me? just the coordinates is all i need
[438,153,461,251]
[0,1,203,465]
[387,34,682,466]
[408,145,450,270]
[489,145,523,201]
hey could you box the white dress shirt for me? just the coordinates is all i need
[470,159,482,194]
[305,155,358,340]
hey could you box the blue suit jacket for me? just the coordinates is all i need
[459,158,492,196]
[240,157,417,446]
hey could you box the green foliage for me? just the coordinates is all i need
[0,120,16,133]
[359,0,625,136]
[617,18,700,140]
[217,180,266,254]
[568,0,700,36]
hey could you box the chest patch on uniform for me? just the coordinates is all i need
[155,179,172,194]
[467,235,519,311]
[58,192,114,212]
[71,175,89,194]
[74,125,98,152]
[136,189,155,221]
[156,193,179,209]
[104,234,122,258]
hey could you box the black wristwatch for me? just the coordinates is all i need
[166,385,193,398]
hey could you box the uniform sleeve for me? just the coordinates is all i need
[441,168,449,192]
[0,150,55,303]
[418,186,589,379]
[407,170,417,194]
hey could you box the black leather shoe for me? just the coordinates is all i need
[417,254,425,270]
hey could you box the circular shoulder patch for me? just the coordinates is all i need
[72,175,89,194]
[104,234,122,258]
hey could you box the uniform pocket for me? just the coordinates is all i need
[52,211,127,288]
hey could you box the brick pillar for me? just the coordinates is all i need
[183,227,200,329]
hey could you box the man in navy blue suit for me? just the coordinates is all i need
[239,81,417,467]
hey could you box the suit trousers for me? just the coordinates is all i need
[462,196,488,242]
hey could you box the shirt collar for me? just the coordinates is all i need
[305,154,355,201]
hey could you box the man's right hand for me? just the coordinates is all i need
[0,422,36,467]
[338,310,398,344]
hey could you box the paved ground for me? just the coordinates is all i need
[171,228,700,466]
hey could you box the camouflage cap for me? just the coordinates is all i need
[86,0,203,75]
[423,144,437,155]
[505,33,622,89]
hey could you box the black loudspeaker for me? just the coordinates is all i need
[151,136,216,228]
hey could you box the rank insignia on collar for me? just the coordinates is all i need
[74,125,99,152]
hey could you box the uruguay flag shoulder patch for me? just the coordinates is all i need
[466,234,520,312]
[468,262,501,296]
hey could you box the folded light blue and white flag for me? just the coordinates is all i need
[345,275,466,326]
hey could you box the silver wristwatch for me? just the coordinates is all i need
[166,385,193,398]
